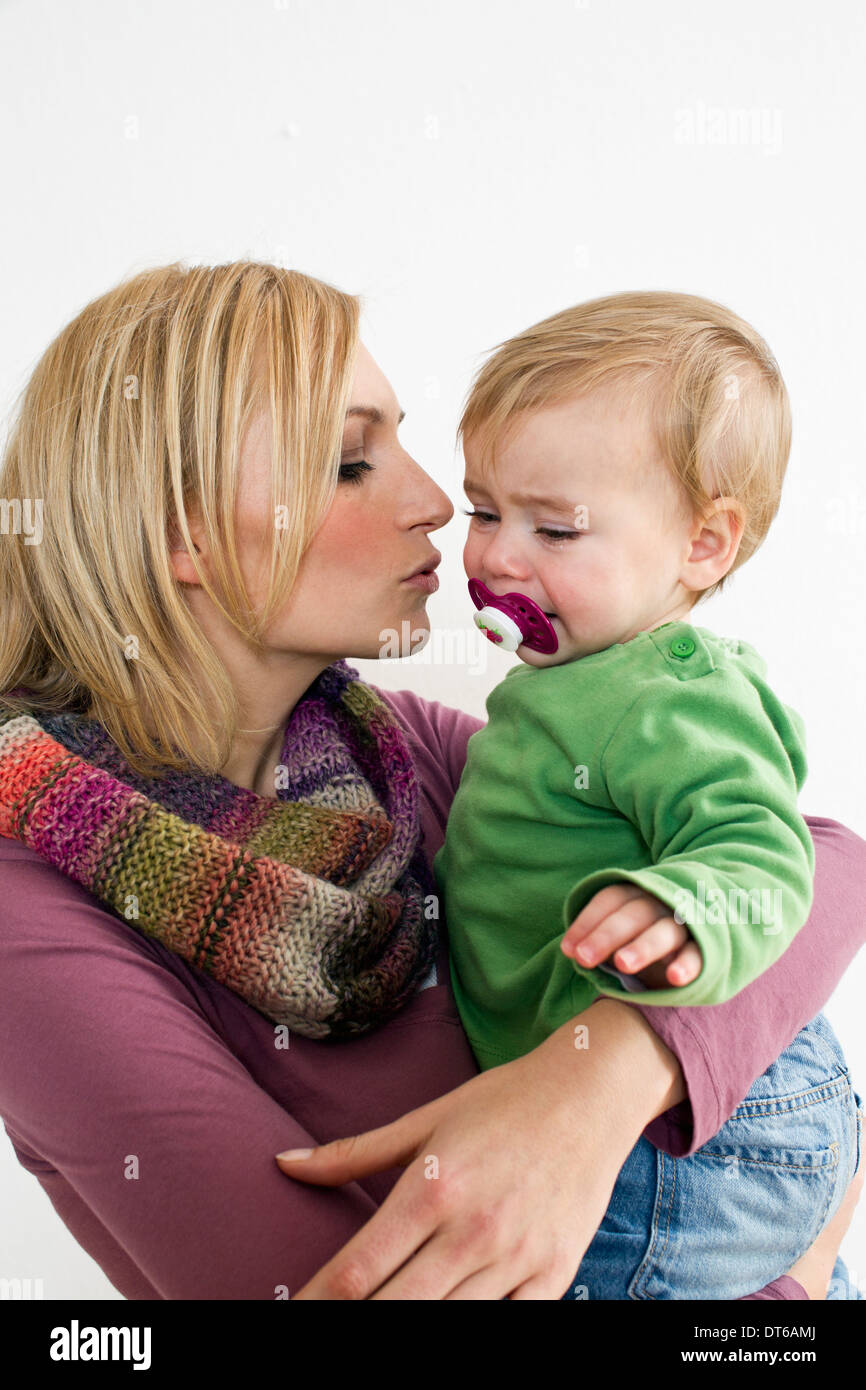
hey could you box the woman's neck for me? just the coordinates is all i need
[119,649,340,795]
[219,654,337,795]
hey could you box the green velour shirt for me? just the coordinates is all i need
[432,620,815,1071]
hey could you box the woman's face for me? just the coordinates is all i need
[216,342,454,661]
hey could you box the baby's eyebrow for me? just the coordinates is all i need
[464,478,577,511]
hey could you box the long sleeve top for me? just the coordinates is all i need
[434,622,816,1070]
[0,685,864,1299]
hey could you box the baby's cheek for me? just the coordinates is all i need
[557,574,604,626]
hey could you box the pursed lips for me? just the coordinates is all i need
[405,552,442,579]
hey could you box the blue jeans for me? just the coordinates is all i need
[561,1011,863,1300]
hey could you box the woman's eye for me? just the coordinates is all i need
[338,459,373,485]
[461,507,497,523]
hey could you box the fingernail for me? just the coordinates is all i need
[576,945,594,963]
[276,1148,314,1161]
[618,951,635,968]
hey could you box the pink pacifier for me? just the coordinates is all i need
[468,578,559,654]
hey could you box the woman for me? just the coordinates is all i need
[0,261,862,1301]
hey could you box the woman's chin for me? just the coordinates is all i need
[374,611,431,660]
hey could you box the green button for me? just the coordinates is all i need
[670,636,695,659]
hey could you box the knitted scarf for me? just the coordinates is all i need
[0,661,438,1039]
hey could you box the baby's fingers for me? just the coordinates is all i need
[562,882,646,948]
[565,894,670,967]
[664,938,703,986]
[612,916,691,974]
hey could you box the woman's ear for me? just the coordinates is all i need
[680,497,746,596]
[168,509,207,587]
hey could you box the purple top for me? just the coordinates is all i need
[0,686,863,1299]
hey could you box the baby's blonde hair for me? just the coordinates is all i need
[0,260,360,777]
[457,290,792,605]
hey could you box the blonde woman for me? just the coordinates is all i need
[0,261,862,1300]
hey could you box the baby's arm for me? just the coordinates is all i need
[560,665,815,1006]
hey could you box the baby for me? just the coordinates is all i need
[430,293,863,1299]
[433,290,816,1068]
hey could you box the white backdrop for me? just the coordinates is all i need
[0,0,863,1298]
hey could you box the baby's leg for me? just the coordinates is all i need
[562,1011,862,1300]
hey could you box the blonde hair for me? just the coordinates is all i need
[457,290,792,604]
[0,260,360,777]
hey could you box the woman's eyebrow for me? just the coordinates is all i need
[345,405,406,426]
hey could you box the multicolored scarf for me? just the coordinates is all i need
[0,661,438,1038]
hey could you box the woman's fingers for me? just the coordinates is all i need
[288,1159,439,1298]
[276,1093,448,1185]
[281,1023,627,1300]
[373,1239,528,1301]
[440,1262,546,1301]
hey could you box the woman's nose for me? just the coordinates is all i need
[403,454,454,530]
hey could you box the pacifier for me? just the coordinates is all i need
[468,578,559,654]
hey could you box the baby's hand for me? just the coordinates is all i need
[561,883,703,988]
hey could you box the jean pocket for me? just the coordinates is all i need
[628,1014,857,1300]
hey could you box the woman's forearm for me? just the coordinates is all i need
[527,996,686,1150]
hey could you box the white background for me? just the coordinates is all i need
[0,0,863,1298]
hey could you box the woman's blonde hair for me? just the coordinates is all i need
[0,260,361,777]
[457,290,792,604]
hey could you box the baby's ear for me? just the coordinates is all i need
[685,499,744,582]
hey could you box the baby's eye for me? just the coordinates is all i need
[536,527,580,542]
[462,509,580,542]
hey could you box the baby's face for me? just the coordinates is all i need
[462,380,700,666]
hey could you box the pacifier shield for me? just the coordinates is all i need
[468,578,559,654]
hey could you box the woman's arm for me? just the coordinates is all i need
[0,842,385,1298]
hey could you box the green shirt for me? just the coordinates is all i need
[432,621,815,1071]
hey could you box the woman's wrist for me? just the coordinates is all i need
[525,997,687,1151]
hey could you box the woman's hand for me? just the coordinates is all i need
[275,998,684,1299]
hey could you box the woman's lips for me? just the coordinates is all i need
[403,571,440,593]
